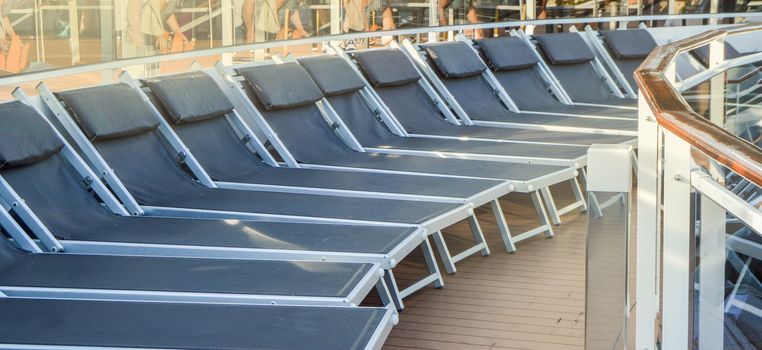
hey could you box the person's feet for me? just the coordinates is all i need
[291,29,311,39]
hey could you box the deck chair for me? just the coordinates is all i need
[0,98,439,308]
[469,36,638,119]
[39,83,477,306]
[40,83,471,231]
[531,31,638,107]
[0,232,386,307]
[0,99,390,307]
[135,70,514,284]
[337,45,634,149]
[0,298,395,350]
[295,54,590,227]
[220,61,576,253]
[396,41,637,136]
[260,61,588,168]
[137,70,512,205]
[586,27,658,94]
[326,49,632,147]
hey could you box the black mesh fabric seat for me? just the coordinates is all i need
[362,43,637,131]
[0,101,421,255]
[238,63,587,163]
[2,153,416,253]
[54,85,467,226]
[301,55,634,146]
[475,37,637,119]
[0,238,374,298]
[142,72,510,199]
[0,298,389,350]
[234,65,575,182]
[534,32,637,107]
[325,87,589,160]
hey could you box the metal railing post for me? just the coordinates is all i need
[697,184,726,350]
[661,129,694,350]
[708,36,726,127]
[635,88,661,350]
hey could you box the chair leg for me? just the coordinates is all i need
[420,238,444,289]
[383,269,405,310]
[568,176,588,213]
[431,231,457,275]
[468,214,490,257]
[441,215,492,266]
[375,276,399,315]
[531,191,555,238]
[540,186,562,225]
[490,198,516,253]
[391,239,446,308]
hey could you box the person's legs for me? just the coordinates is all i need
[290,10,310,38]
[466,7,483,39]
[438,0,450,25]
[381,6,395,45]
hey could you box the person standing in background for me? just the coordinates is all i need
[0,0,17,51]
[278,0,310,39]
[366,0,394,45]
[343,0,367,33]
[141,0,187,52]
[234,0,255,43]
[437,0,483,39]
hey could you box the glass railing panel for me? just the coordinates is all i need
[0,2,754,81]
[692,160,762,349]
[678,53,762,151]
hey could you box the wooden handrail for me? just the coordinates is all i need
[635,23,762,186]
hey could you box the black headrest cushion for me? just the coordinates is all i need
[144,72,235,124]
[600,29,657,59]
[0,101,64,169]
[238,63,324,110]
[352,49,421,87]
[534,33,595,65]
[476,37,539,71]
[424,42,487,78]
[299,56,366,96]
[56,84,160,142]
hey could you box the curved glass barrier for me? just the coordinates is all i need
[0,0,755,79]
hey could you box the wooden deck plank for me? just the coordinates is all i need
[384,188,591,349]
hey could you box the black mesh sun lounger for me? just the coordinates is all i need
[140,71,512,205]
[0,100,424,259]
[231,62,577,186]
[0,237,381,306]
[349,44,637,140]
[598,29,658,91]
[226,61,585,250]
[471,38,637,119]
[242,62,587,167]
[0,298,394,350]
[46,84,471,231]
[394,43,638,137]
[239,62,587,167]
[534,32,638,107]
[0,100,430,306]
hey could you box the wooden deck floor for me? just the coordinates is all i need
[383,185,590,350]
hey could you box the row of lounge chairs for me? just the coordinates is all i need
[0,25,722,349]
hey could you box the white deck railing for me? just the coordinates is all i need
[636,23,762,350]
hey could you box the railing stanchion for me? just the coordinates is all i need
[661,130,694,350]
[636,91,661,350]
[697,189,726,350]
